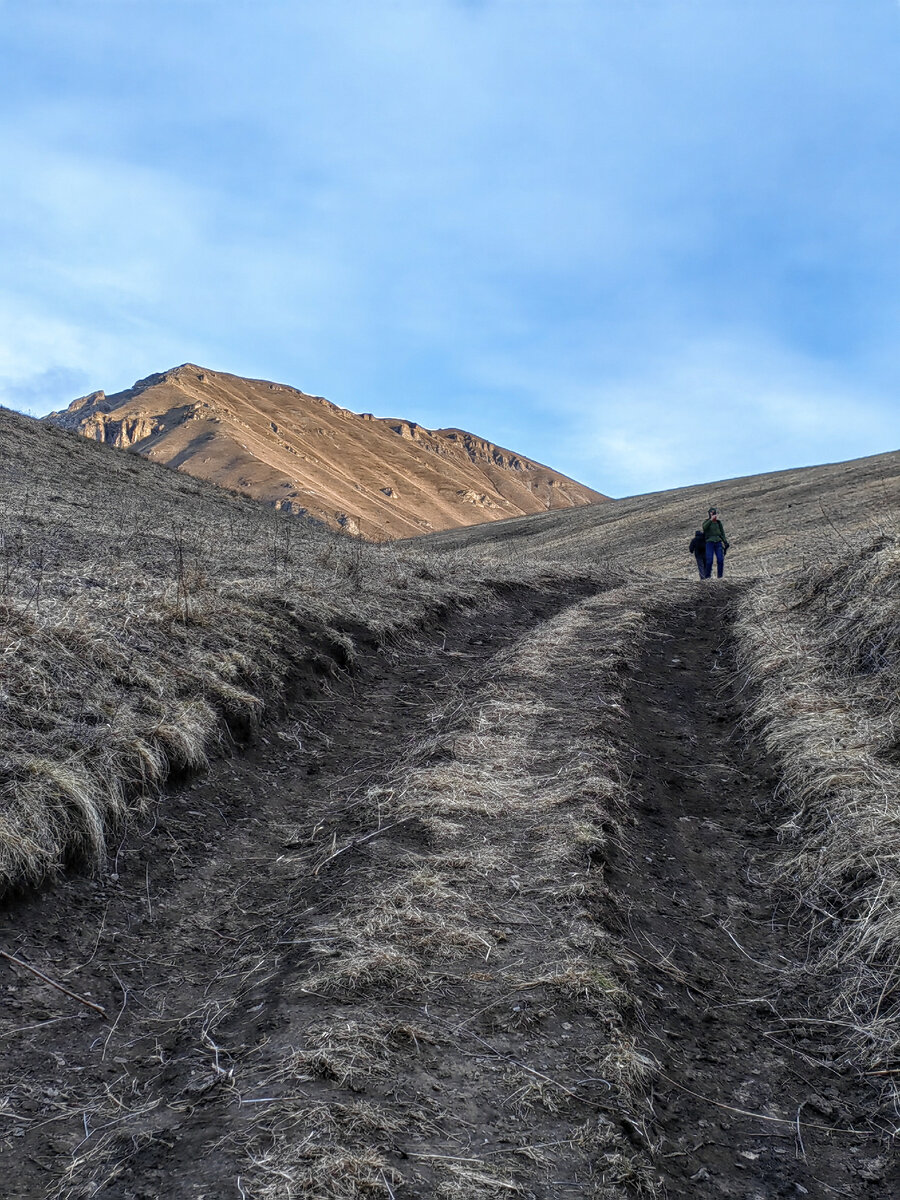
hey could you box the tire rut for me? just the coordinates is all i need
[4,579,898,1198]
[610,583,898,1199]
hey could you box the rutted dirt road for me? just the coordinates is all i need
[0,582,896,1197]
[611,585,898,1199]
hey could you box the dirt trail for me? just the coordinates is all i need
[1,580,897,1198]
[613,583,898,1198]
[1,584,624,1199]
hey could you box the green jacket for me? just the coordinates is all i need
[702,518,727,544]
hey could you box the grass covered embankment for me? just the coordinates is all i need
[0,407,611,896]
[735,535,900,1081]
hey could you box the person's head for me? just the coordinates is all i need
[708,507,717,519]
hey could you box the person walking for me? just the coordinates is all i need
[688,529,708,578]
[702,507,729,578]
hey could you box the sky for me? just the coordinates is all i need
[1,0,899,498]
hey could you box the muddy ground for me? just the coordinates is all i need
[0,582,896,1198]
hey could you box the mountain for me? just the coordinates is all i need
[44,364,606,539]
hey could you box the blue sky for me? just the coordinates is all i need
[1,1,899,497]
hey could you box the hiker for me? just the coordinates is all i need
[688,529,707,579]
[702,507,729,578]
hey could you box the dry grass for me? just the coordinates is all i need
[12,395,898,1192]
[734,534,900,1077]
[420,446,900,580]
[54,1093,407,1200]
[0,405,611,896]
[238,1103,406,1200]
[305,592,645,1002]
[284,1020,432,1091]
[5,398,893,907]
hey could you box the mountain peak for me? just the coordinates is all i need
[45,367,607,539]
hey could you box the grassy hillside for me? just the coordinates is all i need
[416,448,900,575]
[0,405,608,895]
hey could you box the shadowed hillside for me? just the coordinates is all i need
[44,364,606,539]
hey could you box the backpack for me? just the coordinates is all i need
[689,532,706,556]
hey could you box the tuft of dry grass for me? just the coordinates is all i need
[433,1161,528,1197]
[735,534,900,1076]
[230,1100,408,1200]
[284,1020,432,1091]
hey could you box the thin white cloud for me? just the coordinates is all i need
[466,336,899,496]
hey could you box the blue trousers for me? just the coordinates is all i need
[705,541,725,578]
[695,554,707,579]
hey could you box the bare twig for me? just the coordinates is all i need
[0,1015,85,1039]
[0,1108,32,1123]
[1,951,107,1018]
[657,1070,871,1136]
[102,972,129,1059]
[795,1101,807,1162]
[313,817,413,874]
